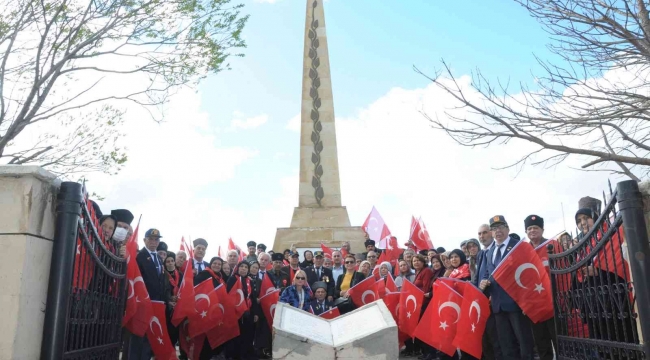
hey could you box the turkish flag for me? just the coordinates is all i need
[410,217,434,251]
[321,243,334,259]
[492,240,553,323]
[124,231,156,338]
[206,318,239,349]
[122,224,140,327]
[414,280,463,356]
[383,292,400,322]
[178,320,204,360]
[229,277,249,318]
[372,265,380,280]
[399,280,424,338]
[534,238,558,273]
[180,236,194,260]
[452,283,491,359]
[319,307,341,320]
[260,273,276,297]
[376,279,386,298]
[228,237,246,262]
[145,300,177,359]
[361,206,392,248]
[340,247,348,258]
[260,289,280,331]
[348,276,379,307]
[188,279,222,338]
[385,273,398,293]
[594,225,629,282]
[172,259,196,326]
[385,236,402,260]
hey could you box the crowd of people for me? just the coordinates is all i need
[87,196,633,360]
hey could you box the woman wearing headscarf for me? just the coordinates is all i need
[394,259,415,291]
[412,254,435,360]
[448,249,471,281]
[300,250,314,268]
[441,251,454,277]
[162,252,182,349]
[247,261,262,359]
[226,261,254,360]
[359,260,372,279]
[279,270,312,312]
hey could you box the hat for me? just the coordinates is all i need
[524,215,544,229]
[271,253,284,262]
[314,251,324,258]
[466,238,480,248]
[460,240,468,247]
[156,241,168,251]
[436,247,446,253]
[247,241,256,247]
[364,239,376,247]
[418,249,428,256]
[489,215,508,227]
[312,281,327,291]
[257,243,267,250]
[575,208,594,223]
[166,251,176,261]
[145,228,162,238]
[193,238,208,248]
[290,252,299,258]
[111,209,134,225]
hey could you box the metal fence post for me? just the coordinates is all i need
[41,182,83,360]
[617,179,650,357]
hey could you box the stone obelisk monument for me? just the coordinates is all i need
[273,0,364,253]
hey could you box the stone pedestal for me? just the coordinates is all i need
[0,166,59,360]
[272,300,399,359]
[274,225,366,254]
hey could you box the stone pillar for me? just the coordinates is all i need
[0,166,59,360]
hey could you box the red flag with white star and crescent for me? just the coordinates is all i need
[319,307,340,320]
[260,289,280,331]
[348,275,379,307]
[172,258,196,326]
[451,282,491,359]
[398,280,424,338]
[187,279,222,338]
[492,240,553,323]
[414,280,463,356]
[146,300,177,359]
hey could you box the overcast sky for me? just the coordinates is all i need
[76,0,625,257]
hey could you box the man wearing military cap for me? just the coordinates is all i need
[129,228,168,358]
[479,216,534,360]
[310,281,334,316]
[191,238,209,278]
[269,253,290,291]
[524,215,557,360]
[281,251,303,283]
[246,241,258,263]
[306,251,334,301]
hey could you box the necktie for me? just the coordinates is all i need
[151,253,160,273]
[317,267,321,278]
[198,262,203,272]
[259,271,265,280]
[494,244,505,266]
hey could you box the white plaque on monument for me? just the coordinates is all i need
[273,300,399,359]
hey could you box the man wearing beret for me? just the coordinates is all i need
[362,239,382,257]
[524,215,557,360]
[191,238,209,278]
[129,228,169,359]
[306,251,334,302]
[310,281,334,316]
[479,216,534,360]
[269,253,290,291]
[246,241,258,263]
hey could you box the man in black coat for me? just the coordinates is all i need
[310,281,334,316]
[269,253,291,291]
[306,251,334,301]
[129,228,168,359]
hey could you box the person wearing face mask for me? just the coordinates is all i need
[111,209,134,242]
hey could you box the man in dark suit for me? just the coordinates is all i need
[475,223,502,360]
[129,228,168,359]
[269,253,291,291]
[479,216,534,360]
[310,281,334,316]
[191,238,210,279]
[306,251,334,301]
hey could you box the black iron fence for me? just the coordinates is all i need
[41,182,127,360]
[549,180,650,359]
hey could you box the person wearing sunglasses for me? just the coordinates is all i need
[279,270,312,312]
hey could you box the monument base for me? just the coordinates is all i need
[273,226,365,254]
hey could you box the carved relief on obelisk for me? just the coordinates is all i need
[299,0,342,209]
[274,0,364,253]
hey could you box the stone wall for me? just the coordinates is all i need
[0,166,59,360]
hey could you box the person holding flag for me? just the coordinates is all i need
[479,216,535,360]
[194,257,227,287]
[163,252,182,349]
[225,261,255,359]
[411,253,435,360]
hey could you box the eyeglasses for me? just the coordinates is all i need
[491,225,507,231]
[345,261,354,264]
[295,276,306,280]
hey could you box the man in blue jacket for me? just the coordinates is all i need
[479,216,534,360]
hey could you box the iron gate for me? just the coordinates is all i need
[548,180,650,359]
[41,182,127,359]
